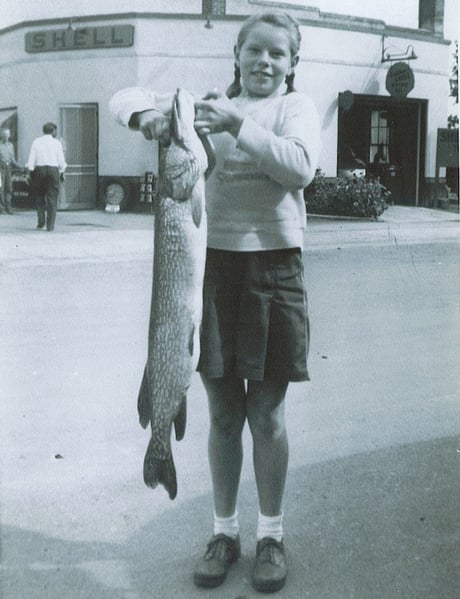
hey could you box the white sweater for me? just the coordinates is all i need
[109,87,320,251]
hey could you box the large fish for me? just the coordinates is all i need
[137,88,214,499]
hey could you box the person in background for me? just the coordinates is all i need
[372,142,388,178]
[109,11,320,593]
[373,142,387,166]
[0,127,22,214]
[26,122,66,231]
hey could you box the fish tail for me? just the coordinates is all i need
[137,366,150,429]
[143,437,178,500]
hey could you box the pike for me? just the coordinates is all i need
[137,88,214,499]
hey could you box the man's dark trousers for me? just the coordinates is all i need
[0,163,13,213]
[31,166,60,230]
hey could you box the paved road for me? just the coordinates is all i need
[0,208,459,598]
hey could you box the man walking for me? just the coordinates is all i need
[26,122,66,231]
[0,127,22,214]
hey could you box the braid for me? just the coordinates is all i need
[285,72,296,94]
[226,64,242,98]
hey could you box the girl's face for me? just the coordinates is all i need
[236,22,297,98]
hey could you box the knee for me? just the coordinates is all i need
[248,409,286,442]
[210,409,245,440]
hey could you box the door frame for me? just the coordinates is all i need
[59,103,99,210]
[337,93,427,206]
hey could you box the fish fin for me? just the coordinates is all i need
[143,437,178,500]
[137,366,150,429]
[174,397,187,441]
[191,192,202,228]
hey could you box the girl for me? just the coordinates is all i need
[109,11,320,593]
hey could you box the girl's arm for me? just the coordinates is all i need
[195,92,320,190]
[237,94,320,190]
[109,87,176,140]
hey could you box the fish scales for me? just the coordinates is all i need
[137,88,213,500]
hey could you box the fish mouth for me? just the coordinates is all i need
[172,89,196,141]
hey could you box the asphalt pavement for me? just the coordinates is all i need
[0,205,459,599]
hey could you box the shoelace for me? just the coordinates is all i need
[205,536,234,561]
[257,540,282,564]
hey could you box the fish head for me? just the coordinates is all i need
[159,89,211,201]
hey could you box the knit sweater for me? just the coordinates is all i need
[109,87,320,251]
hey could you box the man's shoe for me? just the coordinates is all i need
[37,224,44,229]
[252,537,287,593]
[193,534,240,588]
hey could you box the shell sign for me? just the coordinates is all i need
[385,62,415,98]
[25,25,134,53]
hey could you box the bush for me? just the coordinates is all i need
[304,170,392,219]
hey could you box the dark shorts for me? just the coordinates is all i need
[197,248,310,382]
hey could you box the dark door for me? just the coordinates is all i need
[338,94,426,205]
[59,104,98,209]
[384,103,422,204]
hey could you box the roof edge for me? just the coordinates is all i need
[0,11,451,46]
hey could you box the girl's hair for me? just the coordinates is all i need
[226,12,301,98]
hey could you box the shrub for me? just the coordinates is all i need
[304,170,392,219]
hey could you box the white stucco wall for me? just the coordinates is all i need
[0,1,454,184]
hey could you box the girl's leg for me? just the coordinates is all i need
[246,377,289,517]
[201,373,247,517]
[246,378,290,593]
[194,374,246,589]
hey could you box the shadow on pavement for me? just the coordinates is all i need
[2,435,458,599]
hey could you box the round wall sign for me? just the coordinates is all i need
[385,62,415,98]
[339,90,354,111]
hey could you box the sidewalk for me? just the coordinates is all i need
[0,205,458,267]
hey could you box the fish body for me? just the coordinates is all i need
[138,88,212,499]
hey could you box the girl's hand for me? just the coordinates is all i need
[136,109,171,144]
[195,90,243,138]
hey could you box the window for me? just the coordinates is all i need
[369,110,389,164]
[0,107,18,156]
[419,0,444,34]
[202,0,226,15]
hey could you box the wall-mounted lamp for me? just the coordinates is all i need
[67,19,76,31]
[204,15,213,29]
[381,39,417,63]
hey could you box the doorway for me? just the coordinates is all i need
[59,104,98,209]
[338,94,427,205]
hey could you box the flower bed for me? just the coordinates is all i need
[304,170,392,220]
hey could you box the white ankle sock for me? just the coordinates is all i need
[213,510,240,539]
[257,511,284,542]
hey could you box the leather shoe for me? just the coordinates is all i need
[252,537,287,593]
[37,224,44,229]
[193,534,240,588]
